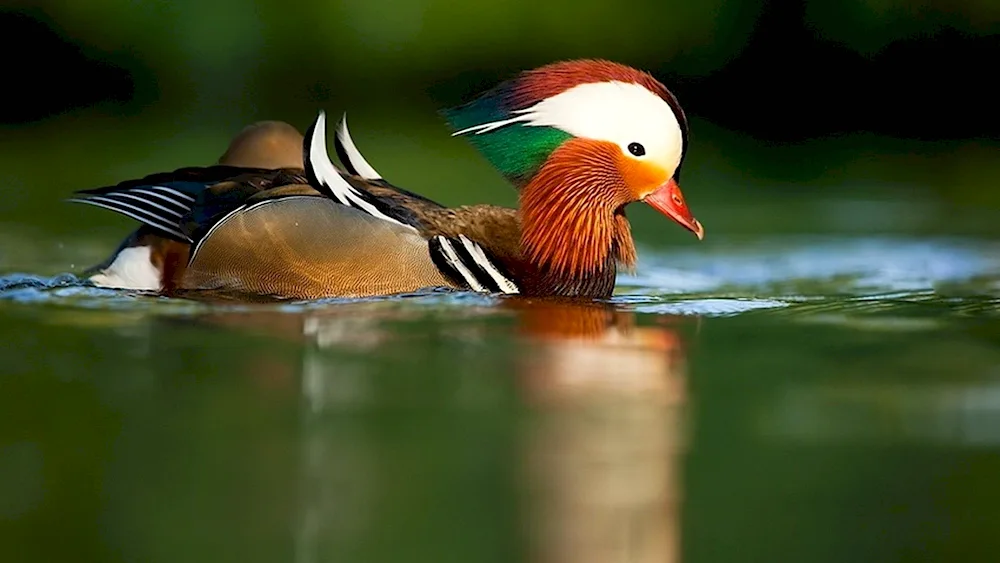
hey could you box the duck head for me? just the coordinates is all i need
[444,59,702,281]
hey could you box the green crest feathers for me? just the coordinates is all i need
[442,82,570,187]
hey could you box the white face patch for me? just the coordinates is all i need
[522,81,684,174]
[453,81,684,176]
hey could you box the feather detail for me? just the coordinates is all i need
[442,80,571,185]
[514,60,689,183]
[442,59,689,186]
[188,195,317,263]
[519,138,636,280]
[512,59,682,111]
[428,235,519,294]
[67,165,290,242]
[612,212,637,272]
[334,113,383,180]
[303,111,416,231]
[68,181,207,241]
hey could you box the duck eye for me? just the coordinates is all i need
[627,142,645,157]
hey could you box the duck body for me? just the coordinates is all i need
[73,60,703,301]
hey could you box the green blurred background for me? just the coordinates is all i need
[1,0,998,258]
[3,4,1000,563]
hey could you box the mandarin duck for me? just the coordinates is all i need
[71,59,703,300]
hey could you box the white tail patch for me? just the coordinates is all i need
[88,245,162,291]
[335,113,383,180]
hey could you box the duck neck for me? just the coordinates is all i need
[518,176,636,298]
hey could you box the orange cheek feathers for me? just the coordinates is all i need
[519,139,637,277]
[615,156,671,202]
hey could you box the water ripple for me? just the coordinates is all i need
[622,236,1000,296]
[2,236,999,320]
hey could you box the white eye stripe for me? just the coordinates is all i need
[452,114,534,136]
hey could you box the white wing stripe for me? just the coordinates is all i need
[437,237,486,292]
[336,113,382,180]
[309,111,413,230]
[80,194,178,226]
[130,188,194,210]
[69,198,189,240]
[341,189,399,225]
[110,192,185,218]
[458,235,519,294]
[150,186,196,202]
[309,112,350,204]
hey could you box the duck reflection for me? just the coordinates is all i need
[184,296,691,563]
[511,300,688,563]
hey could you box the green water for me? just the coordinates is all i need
[3,233,1000,562]
[3,114,1000,562]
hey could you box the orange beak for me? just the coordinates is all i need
[643,178,704,240]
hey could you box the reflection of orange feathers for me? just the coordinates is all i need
[510,300,623,340]
[510,300,688,408]
[512,297,689,563]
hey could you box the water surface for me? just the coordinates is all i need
[3,225,1000,562]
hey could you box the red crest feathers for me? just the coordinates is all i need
[513,59,676,109]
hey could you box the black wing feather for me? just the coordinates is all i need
[69,165,304,241]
